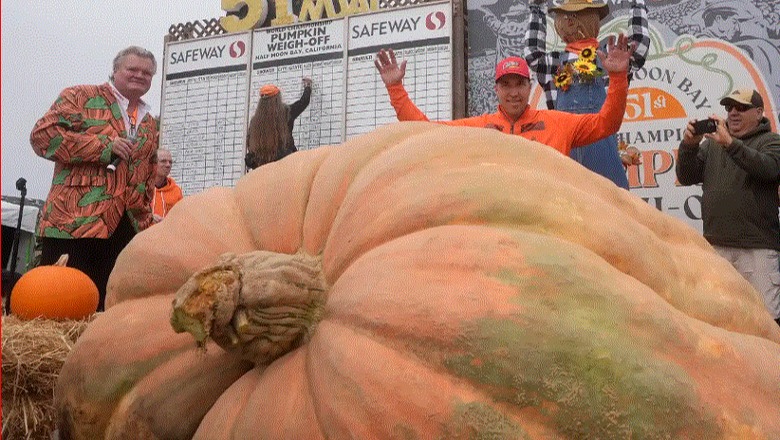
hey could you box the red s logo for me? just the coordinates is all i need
[229,41,246,58]
[425,11,446,30]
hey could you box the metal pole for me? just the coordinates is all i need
[5,178,27,313]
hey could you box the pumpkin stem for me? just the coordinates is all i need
[170,251,327,366]
[55,254,69,267]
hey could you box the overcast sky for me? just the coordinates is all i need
[2,1,226,201]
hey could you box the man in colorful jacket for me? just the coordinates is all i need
[373,33,634,158]
[30,46,159,311]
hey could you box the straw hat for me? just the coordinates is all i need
[549,0,609,20]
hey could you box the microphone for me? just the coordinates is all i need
[107,132,137,172]
[107,157,122,172]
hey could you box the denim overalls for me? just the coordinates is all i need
[555,61,629,189]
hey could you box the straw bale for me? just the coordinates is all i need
[2,315,93,440]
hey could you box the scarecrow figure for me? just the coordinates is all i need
[524,0,650,189]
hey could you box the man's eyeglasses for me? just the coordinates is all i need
[725,103,755,112]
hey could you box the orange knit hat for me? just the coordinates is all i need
[259,84,280,98]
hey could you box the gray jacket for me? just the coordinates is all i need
[676,117,780,250]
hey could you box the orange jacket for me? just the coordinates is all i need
[152,176,183,218]
[387,72,628,156]
[30,83,158,238]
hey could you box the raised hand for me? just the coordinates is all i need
[597,33,636,74]
[374,48,407,86]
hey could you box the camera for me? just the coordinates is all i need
[692,118,717,135]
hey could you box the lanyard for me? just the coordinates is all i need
[128,105,139,140]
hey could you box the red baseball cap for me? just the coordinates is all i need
[495,57,530,82]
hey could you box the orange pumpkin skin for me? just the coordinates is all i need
[11,264,98,320]
[56,123,780,439]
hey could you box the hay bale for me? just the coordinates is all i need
[2,315,93,440]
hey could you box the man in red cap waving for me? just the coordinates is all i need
[374,33,634,157]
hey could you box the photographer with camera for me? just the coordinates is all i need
[676,88,780,326]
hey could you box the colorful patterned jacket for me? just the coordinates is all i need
[30,83,158,238]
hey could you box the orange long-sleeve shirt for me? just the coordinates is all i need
[387,72,628,156]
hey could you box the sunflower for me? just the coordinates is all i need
[553,71,573,91]
[579,47,597,62]
[573,59,598,77]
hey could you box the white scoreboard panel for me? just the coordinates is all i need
[346,2,453,138]
[250,19,346,150]
[160,2,456,195]
[160,32,251,195]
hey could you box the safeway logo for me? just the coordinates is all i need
[425,11,446,30]
[229,41,246,58]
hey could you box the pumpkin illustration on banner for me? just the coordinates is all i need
[11,254,98,320]
[55,123,780,439]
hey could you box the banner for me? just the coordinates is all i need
[466,0,780,231]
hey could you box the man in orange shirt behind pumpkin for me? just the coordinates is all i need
[374,34,635,159]
[151,149,183,223]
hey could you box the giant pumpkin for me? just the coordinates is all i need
[56,122,780,439]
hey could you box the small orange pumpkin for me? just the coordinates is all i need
[11,254,98,320]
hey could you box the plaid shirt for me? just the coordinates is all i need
[524,0,650,110]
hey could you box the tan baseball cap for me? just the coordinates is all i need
[549,0,609,20]
[719,89,764,108]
